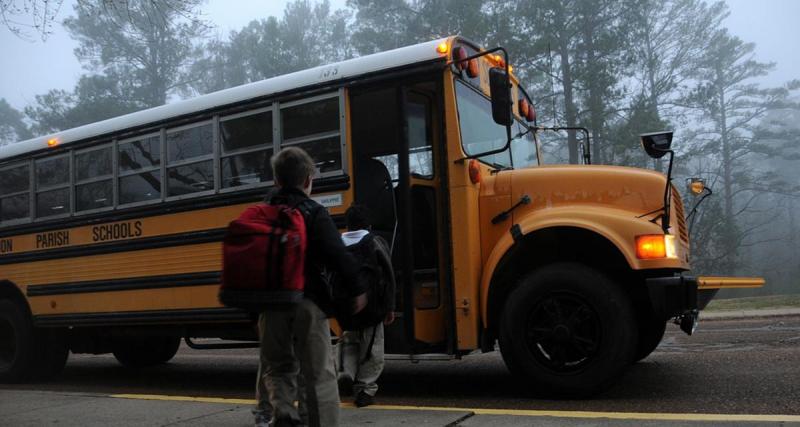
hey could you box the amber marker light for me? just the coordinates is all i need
[47,138,59,147]
[526,103,537,122]
[636,235,665,259]
[689,178,706,195]
[636,234,677,259]
[490,54,506,67]
[468,159,481,184]
[518,99,530,117]
[436,42,449,54]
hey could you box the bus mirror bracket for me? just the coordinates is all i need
[639,131,675,234]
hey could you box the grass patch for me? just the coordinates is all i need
[705,294,800,311]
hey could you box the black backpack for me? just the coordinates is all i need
[333,233,395,332]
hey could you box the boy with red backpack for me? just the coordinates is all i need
[221,147,366,427]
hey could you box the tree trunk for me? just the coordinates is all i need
[717,64,735,273]
[582,10,603,164]
[559,41,579,164]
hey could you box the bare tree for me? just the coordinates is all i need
[683,29,800,274]
[1,0,203,40]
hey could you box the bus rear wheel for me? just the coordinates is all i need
[113,336,181,368]
[498,263,637,397]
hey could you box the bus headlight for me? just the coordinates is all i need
[636,234,677,259]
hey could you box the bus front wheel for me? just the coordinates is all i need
[0,300,70,382]
[498,263,637,397]
[634,317,667,362]
[113,336,181,368]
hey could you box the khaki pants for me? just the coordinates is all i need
[257,299,340,427]
[338,323,385,397]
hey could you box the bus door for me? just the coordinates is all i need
[349,80,451,355]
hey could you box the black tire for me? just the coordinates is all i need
[634,317,667,362]
[0,299,35,382]
[112,335,181,368]
[498,263,637,397]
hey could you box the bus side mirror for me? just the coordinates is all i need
[490,67,512,126]
[640,131,673,159]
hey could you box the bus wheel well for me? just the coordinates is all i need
[486,227,638,336]
[0,280,29,313]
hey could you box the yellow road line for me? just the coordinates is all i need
[111,394,254,405]
[110,394,800,423]
[365,405,800,423]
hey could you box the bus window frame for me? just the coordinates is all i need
[277,90,347,179]
[453,79,512,168]
[34,152,72,221]
[73,142,115,215]
[117,131,164,209]
[407,88,436,180]
[0,89,349,228]
[164,119,216,201]
[217,105,276,193]
[0,160,33,226]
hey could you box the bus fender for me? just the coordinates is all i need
[479,206,667,328]
[0,280,29,312]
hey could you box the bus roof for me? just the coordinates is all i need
[1,37,452,162]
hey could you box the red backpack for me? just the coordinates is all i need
[219,202,308,311]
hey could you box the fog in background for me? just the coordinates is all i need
[1,0,798,298]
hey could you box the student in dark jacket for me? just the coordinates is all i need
[337,204,396,408]
[254,147,366,427]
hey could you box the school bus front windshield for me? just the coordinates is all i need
[454,79,538,169]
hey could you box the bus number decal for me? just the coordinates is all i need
[318,66,339,81]
[92,221,143,242]
[0,238,11,254]
[36,231,70,249]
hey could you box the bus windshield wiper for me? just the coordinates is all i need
[489,161,513,173]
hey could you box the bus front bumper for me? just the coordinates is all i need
[645,275,765,335]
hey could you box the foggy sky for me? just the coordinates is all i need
[0,0,797,112]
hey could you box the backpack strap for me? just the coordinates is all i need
[292,198,313,219]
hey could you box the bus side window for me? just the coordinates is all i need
[407,94,434,179]
[166,122,214,197]
[118,134,162,205]
[280,96,342,176]
[35,155,70,218]
[0,162,31,223]
[220,108,274,188]
[75,145,113,212]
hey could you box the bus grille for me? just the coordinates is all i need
[672,187,689,244]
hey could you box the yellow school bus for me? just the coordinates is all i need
[0,36,763,395]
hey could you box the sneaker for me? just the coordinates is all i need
[354,391,374,408]
[337,373,354,396]
[253,410,270,427]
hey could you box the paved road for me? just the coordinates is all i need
[2,315,798,421]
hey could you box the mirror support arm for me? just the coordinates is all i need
[663,150,674,233]
[656,148,675,234]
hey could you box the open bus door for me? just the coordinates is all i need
[349,79,453,357]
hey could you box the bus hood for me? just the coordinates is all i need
[508,164,668,218]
